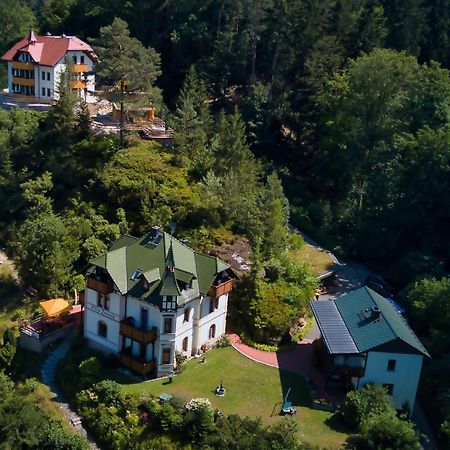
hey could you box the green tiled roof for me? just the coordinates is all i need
[89,230,231,307]
[160,271,180,296]
[108,234,138,251]
[335,287,429,357]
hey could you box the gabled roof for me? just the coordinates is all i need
[90,230,232,306]
[310,287,429,357]
[1,32,98,67]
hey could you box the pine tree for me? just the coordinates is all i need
[92,17,162,146]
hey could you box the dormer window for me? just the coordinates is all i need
[131,269,143,281]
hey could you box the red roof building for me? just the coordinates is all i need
[1,31,98,104]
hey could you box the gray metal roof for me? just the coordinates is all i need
[310,301,359,354]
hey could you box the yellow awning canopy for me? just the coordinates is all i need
[39,298,70,317]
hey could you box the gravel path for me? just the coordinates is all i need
[41,335,101,450]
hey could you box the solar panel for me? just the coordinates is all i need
[310,301,359,354]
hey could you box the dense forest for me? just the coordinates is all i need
[1,0,450,446]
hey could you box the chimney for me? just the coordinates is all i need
[150,225,161,238]
[27,30,37,45]
[371,306,381,321]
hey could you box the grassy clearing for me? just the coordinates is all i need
[122,347,349,448]
[290,244,335,278]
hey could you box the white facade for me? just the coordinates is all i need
[4,35,97,103]
[355,350,424,410]
[84,286,230,377]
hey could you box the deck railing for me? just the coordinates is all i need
[208,279,234,298]
[119,352,155,376]
[86,276,114,295]
[120,319,157,344]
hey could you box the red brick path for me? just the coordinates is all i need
[228,333,341,400]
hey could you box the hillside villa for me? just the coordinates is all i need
[310,287,430,410]
[1,30,97,103]
[83,226,235,378]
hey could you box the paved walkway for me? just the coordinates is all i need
[41,335,100,450]
[228,333,341,401]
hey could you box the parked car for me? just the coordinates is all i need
[365,274,395,299]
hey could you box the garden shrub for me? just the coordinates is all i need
[340,384,393,430]
[348,411,421,450]
[215,334,231,348]
[184,397,215,443]
[174,350,187,374]
[92,380,123,407]
[3,328,16,346]
[78,356,102,388]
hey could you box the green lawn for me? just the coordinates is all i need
[290,244,335,278]
[122,347,349,448]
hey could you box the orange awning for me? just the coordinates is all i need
[39,298,71,317]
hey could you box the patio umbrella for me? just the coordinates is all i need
[39,298,71,317]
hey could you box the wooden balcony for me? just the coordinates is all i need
[72,64,88,73]
[119,351,155,376]
[208,279,234,298]
[86,276,114,295]
[71,80,86,89]
[13,76,35,86]
[120,319,157,344]
[12,61,35,70]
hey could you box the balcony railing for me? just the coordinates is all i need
[329,365,365,378]
[208,278,234,298]
[12,61,35,70]
[72,64,88,73]
[119,351,155,376]
[71,80,86,89]
[13,76,35,86]
[86,276,114,295]
[120,319,157,344]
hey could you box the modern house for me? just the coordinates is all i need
[83,227,235,377]
[1,30,97,103]
[310,287,430,410]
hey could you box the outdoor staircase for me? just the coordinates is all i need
[40,335,100,450]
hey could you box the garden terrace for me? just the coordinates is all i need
[122,347,350,448]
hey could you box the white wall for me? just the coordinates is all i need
[358,350,423,410]
[84,287,230,377]
[174,299,195,356]
[197,293,228,346]
[126,297,160,330]
[84,287,121,353]
[7,62,12,93]
[52,51,96,102]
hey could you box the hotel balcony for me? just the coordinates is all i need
[12,76,35,87]
[120,318,157,344]
[71,80,86,89]
[72,64,88,73]
[12,61,35,70]
[86,276,114,295]
[208,278,234,299]
[119,351,156,376]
